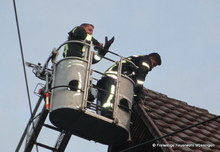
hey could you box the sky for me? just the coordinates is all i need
[1,0,220,151]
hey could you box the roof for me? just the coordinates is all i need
[109,88,220,152]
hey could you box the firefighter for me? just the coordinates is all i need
[63,23,102,57]
[96,53,162,118]
[63,23,114,63]
[63,23,114,103]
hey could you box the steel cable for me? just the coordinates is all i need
[13,1,39,151]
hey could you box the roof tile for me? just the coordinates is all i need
[176,132,189,140]
[141,89,220,152]
[212,133,220,140]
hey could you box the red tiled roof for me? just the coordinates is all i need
[137,88,220,152]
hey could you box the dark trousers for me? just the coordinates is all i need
[96,76,116,118]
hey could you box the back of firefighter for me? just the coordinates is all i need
[96,53,162,118]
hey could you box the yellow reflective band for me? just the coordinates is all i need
[106,74,118,79]
[108,64,117,71]
[105,71,118,79]
[103,85,115,108]
[105,71,118,75]
[85,34,92,41]
[71,27,77,33]
[77,72,82,93]
[82,34,92,56]
[64,27,77,58]
[94,54,101,61]
[63,44,69,58]
[142,62,150,70]
[103,100,113,108]
[137,79,144,85]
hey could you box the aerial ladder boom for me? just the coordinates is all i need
[16,40,136,151]
[16,50,71,152]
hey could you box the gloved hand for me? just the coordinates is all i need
[104,36,115,50]
[95,36,115,57]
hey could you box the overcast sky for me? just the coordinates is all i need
[1,0,220,152]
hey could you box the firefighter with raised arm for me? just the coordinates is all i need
[63,23,114,64]
[63,23,114,102]
[96,53,162,118]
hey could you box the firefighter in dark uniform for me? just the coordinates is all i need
[63,23,114,102]
[63,23,114,63]
[63,23,102,57]
[96,53,162,118]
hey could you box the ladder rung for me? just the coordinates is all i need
[43,124,62,132]
[36,142,57,151]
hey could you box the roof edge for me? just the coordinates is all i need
[135,103,175,152]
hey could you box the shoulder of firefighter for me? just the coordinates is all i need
[127,55,152,95]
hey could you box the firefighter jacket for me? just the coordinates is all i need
[63,26,100,58]
[105,55,152,95]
